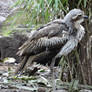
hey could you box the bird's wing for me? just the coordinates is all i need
[18,19,69,56]
[28,19,64,38]
[36,19,64,31]
[30,19,66,40]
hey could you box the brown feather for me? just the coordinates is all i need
[15,56,28,74]
[16,19,69,74]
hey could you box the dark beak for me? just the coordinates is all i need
[83,15,88,19]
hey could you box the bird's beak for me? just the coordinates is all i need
[83,15,88,19]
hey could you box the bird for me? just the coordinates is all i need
[15,9,88,75]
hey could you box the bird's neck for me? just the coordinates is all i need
[64,20,85,41]
[71,21,85,41]
[64,20,75,33]
[76,24,85,41]
[74,21,81,29]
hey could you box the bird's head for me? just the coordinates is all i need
[64,9,88,26]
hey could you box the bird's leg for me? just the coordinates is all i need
[50,56,57,92]
[50,38,78,92]
[50,57,56,70]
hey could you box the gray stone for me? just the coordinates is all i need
[80,89,92,92]
[0,16,6,22]
[56,89,68,92]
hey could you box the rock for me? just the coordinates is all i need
[0,16,6,22]
[38,87,46,92]
[0,0,17,22]
[56,89,68,92]
[80,89,92,92]
[0,33,28,63]
[4,58,16,64]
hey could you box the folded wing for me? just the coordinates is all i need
[15,19,69,74]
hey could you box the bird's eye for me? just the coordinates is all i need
[78,14,82,17]
[72,14,82,20]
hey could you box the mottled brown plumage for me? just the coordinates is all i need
[15,19,70,74]
[15,9,87,74]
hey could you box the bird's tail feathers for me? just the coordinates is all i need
[15,56,28,75]
[15,55,35,75]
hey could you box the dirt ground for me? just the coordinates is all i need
[0,62,54,92]
[0,62,92,92]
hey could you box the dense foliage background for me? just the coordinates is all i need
[2,0,92,85]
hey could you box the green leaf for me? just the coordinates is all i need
[13,0,24,7]
[69,80,79,92]
[78,0,82,7]
[55,0,59,11]
[26,0,32,9]
[48,0,53,6]
[84,0,87,8]
[58,0,67,13]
